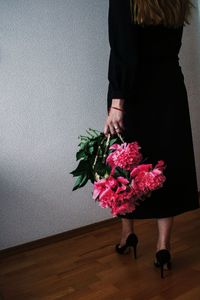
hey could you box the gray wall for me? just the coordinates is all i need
[180,0,200,187]
[0,0,199,250]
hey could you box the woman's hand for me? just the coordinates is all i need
[104,99,125,136]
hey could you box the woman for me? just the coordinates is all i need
[104,0,200,278]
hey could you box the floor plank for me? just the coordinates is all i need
[0,209,200,300]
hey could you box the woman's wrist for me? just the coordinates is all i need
[110,106,125,113]
[111,98,125,109]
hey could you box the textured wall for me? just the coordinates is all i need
[0,0,199,250]
[179,0,200,189]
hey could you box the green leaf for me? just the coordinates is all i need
[88,140,96,146]
[78,142,86,148]
[93,160,110,177]
[70,160,89,176]
[109,137,118,146]
[72,173,89,191]
[97,148,102,156]
[87,167,95,183]
[76,149,87,161]
[72,175,84,191]
[79,174,89,187]
[113,166,129,179]
[88,146,94,155]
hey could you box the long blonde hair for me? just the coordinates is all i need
[130,0,195,28]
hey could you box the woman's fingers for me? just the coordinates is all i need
[104,122,115,135]
[117,120,125,131]
[103,122,110,136]
[103,111,125,136]
[112,123,123,134]
[109,123,116,135]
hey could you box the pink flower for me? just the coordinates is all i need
[93,174,129,201]
[106,142,143,172]
[130,163,152,178]
[117,176,129,185]
[111,200,136,216]
[130,162,166,194]
[154,160,166,173]
[92,172,140,216]
[92,176,118,200]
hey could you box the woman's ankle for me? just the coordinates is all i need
[120,231,134,246]
[156,241,171,252]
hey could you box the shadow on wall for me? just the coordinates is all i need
[194,0,200,77]
[178,0,200,190]
[182,0,200,77]
[198,0,200,55]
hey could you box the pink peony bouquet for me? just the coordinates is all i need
[70,128,167,217]
[92,137,167,217]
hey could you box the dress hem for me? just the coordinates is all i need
[117,205,200,219]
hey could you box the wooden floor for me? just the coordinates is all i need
[1,209,200,300]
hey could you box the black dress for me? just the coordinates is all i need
[107,0,200,219]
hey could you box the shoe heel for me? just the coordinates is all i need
[115,233,138,258]
[127,233,138,259]
[160,262,171,278]
[155,249,172,279]
[128,244,137,259]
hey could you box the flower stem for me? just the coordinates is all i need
[92,135,107,170]
[117,132,125,143]
[102,134,111,164]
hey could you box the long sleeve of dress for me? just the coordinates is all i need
[107,0,140,101]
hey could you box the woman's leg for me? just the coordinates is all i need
[156,217,174,251]
[119,218,134,247]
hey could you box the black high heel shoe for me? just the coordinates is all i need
[115,233,138,259]
[154,249,172,278]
